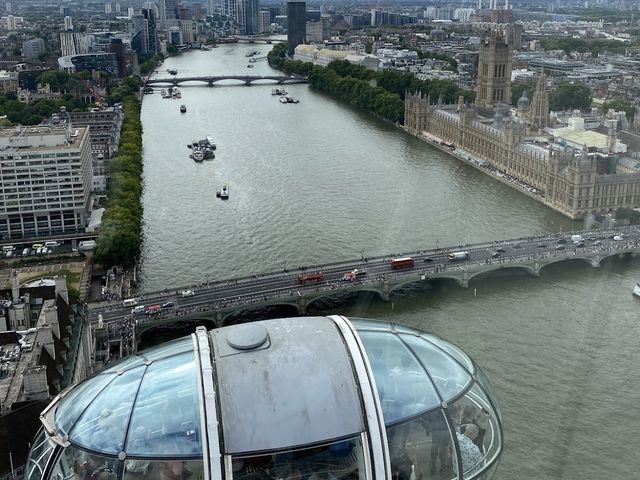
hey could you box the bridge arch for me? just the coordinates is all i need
[222,304,300,326]
[537,256,597,273]
[138,317,217,346]
[467,264,536,283]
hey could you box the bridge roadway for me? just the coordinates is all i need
[89,227,640,334]
[145,75,308,87]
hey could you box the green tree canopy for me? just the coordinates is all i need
[602,97,635,123]
[549,82,592,111]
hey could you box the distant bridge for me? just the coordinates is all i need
[145,75,308,87]
[217,36,286,44]
[88,227,640,341]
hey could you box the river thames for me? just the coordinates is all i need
[139,44,640,479]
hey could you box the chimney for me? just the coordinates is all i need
[37,325,55,360]
[23,365,49,400]
[43,305,60,339]
[10,270,19,302]
[54,276,69,305]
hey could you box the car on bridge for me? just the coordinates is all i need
[181,290,196,297]
[555,245,565,251]
[491,252,501,258]
[557,238,567,244]
[162,301,175,308]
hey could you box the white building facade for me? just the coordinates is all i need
[0,125,93,239]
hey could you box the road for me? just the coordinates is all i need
[88,227,640,324]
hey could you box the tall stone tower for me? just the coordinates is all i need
[475,29,512,112]
[529,70,550,131]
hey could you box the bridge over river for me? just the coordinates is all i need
[145,75,308,87]
[88,227,640,340]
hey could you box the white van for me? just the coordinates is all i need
[45,241,59,248]
[2,246,14,252]
[571,235,583,243]
[131,305,146,315]
[123,298,137,307]
[181,290,195,297]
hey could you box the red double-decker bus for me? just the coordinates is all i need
[390,257,415,269]
[298,272,324,284]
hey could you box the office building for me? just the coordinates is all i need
[159,0,178,29]
[258,9,271,33]
[142,7,158,54]
[0,123,92,239]
[58,52,119,76]
[306,18,330,42]
[287,0,306,57]
[21,38,45,60]
[238,0,259,35]
[44,108,123,192]
[27,317,503,480]
[222,0,238,21]
[131,9,157,55]
[179,19,195,43]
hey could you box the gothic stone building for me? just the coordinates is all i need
[404,93,640,219]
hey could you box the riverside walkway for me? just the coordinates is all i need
[88,227,640,338]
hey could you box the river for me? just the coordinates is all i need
[139,44,640,480]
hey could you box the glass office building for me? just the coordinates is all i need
[27,316,502,480]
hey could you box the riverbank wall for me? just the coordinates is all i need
[402,126,582,221]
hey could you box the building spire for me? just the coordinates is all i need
[528,69,549,131]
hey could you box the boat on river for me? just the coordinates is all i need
[180,104,187,113]
[188,136,217,152]
[216,184,229,199]
[191,149,204,162]
[633,283,640,298]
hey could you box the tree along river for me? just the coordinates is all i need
[140,44,640,479]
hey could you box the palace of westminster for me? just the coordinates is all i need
[405,29,640,220]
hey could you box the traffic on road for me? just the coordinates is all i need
[88,227,640,327]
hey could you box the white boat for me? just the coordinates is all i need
[191,150,204,162]
[205,136,217,150]
[279,97,288,104]
[219,184,229,199]
[633,283,640,298]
